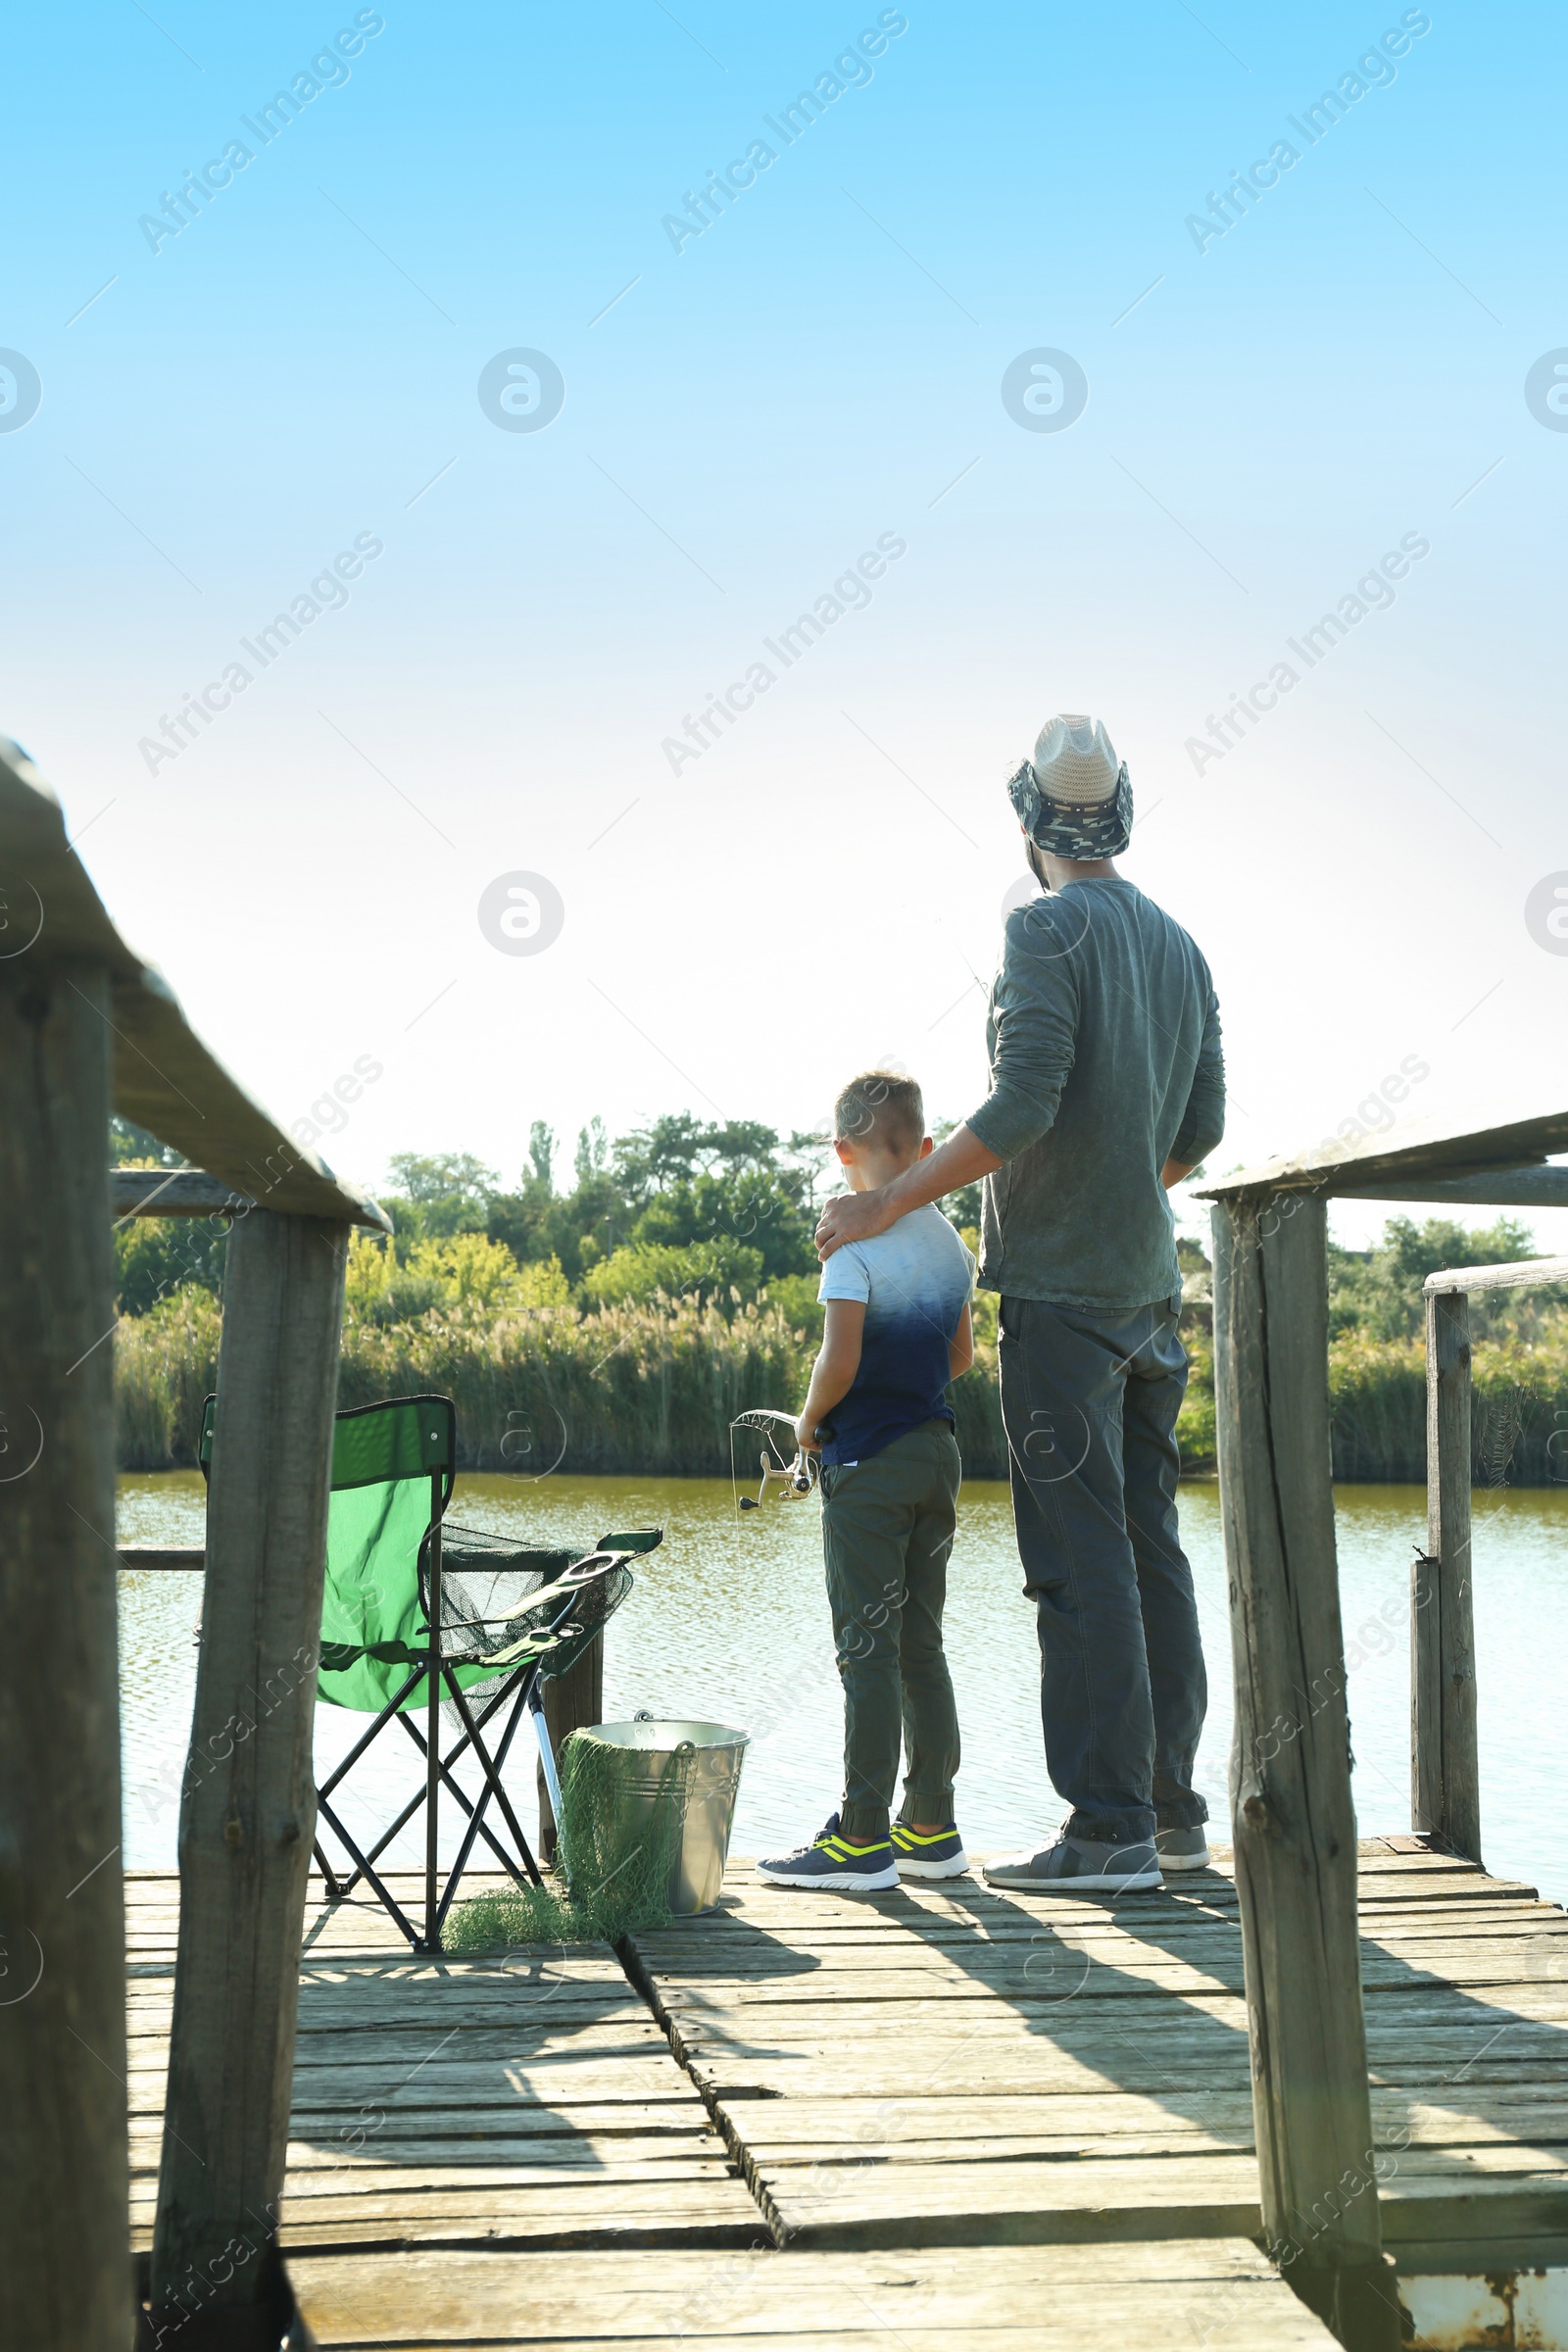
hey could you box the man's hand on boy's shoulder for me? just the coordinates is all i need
[814,1188,896,1258]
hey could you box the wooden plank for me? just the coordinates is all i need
[149,1208,350,2333]
[1210,1194,1396,2344]
[119,1544,204,1572]
[1196,1094,1568,1201]
[111,1167,257,1217]
[287,2238,1344,2348]
[1336,1166,1568,1207]
[1423,1255,1568,1297]
[1418,1288,1481,1862]
[0,955,129,2352]
[142,2183,761,2249]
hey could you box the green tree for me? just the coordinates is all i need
[110,1115,219,1312]
[382,1152,501,1245]
[1328,1216,1538,1342]
[110,1116,183,1168]
[488,1164,630,1286]
[115,1217,226,1316]
[574,1116,610,1183]
[631,1168,817,1286]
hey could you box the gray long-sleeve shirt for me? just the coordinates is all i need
[967,878,1225,1312]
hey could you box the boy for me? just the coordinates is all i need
[758,1070,974,1891]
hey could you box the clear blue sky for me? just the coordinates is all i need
[4,2,1563,1244]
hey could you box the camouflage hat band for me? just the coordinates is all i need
[1005,759,1133,858]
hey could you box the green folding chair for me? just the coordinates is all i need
[197,1392,660,1950]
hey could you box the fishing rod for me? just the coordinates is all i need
[728,1406,820,1514]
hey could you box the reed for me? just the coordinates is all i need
[112,1282,1568,1487]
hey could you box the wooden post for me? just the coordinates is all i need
[149,1208,348,2343]
[0,964,130,2351]
[538,1633,604,1866]
[1415,1287,1480,1861]
[1212,1195,1399,2352]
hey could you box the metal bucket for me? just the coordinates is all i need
[587,1717,749,1914]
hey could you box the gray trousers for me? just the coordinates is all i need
[998,1292,1207,1846]
[820,1421,962,1843]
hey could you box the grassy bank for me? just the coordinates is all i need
[114,1280,1568,1487]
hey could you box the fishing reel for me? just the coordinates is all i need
[729,1407,820,1513]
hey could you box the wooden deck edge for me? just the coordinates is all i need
[153,2220,772,2258]
[1380,2180,1568,2245]
[759,2201,1269,2251]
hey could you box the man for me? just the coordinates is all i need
[815,713,1225,1891]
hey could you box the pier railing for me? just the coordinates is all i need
[0,742,387,2349]
[1416,1252,1568,1868]
[1202,1110,1568,2352]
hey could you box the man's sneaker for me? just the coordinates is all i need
[982,1830,1161,1892]
[1155,1825,1211,1873]
[891,1822,969,1880]
[756,1813,900,1891]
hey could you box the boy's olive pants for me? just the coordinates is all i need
[819,1419,962,1843]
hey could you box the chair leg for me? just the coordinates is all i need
[421,1627,442,1952]
[324,1669,515,1901]
[313,1663,542,1933]
[313,1839,342,1900]
[317,1663,426,1802]
[314,1793,422,1946]
[435,1680,540,1935]
[399,1709,533,1885]
[441,1668,543,1892]
[314,1663,429,1900]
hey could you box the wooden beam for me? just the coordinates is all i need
[0,963,130,2352]
[1422,1255,1568,1297]
[1336,1164,1568,1208]
[149,1208,348,2341]
[1199,1098,1568,1203]
[119,1545,204,1572]
[1416,1290,1480,1864]
[1211,1195,1400,2350]
[112,1169,256,1218]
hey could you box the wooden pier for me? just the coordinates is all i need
[124,1840,1568,2344]
[10,733,1568,2349]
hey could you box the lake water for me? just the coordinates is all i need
[117,1473,1568,1908]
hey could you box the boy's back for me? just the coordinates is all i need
[758,1069,973,1892]
[817,1203,975,1466]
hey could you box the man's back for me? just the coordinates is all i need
[970,877,1224,1311]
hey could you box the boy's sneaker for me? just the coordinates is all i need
[1155,1826,1212,1873]
[982,1829,1161,1893]
[891,1822,969,1880]
[756,1813,900,1891]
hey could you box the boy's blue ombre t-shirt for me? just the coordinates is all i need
[816,1204,975,1467]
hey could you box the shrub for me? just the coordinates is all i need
[579,1238,764,1313]
[117,1287,222,1468]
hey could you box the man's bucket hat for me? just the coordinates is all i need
[1006,712,1132,858]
